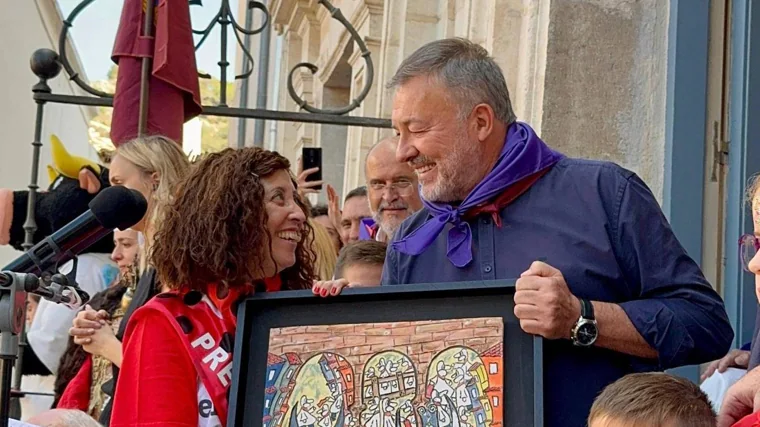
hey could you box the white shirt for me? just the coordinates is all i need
[197,382,222,427]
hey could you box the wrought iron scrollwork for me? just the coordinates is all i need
[43,0,384,121]
[192,0,269,84]
[286,0,375,116]
[55,0,270,105]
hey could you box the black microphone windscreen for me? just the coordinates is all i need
[88,186,148,230]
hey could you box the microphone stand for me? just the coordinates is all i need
[0,271,79,427]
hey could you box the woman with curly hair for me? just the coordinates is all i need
[110,147,315,427]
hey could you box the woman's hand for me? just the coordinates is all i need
[69,305,108,338]
[69,305,123,367]
[312,279,377,297]
[312,279,351,297]
[78,323,123,367]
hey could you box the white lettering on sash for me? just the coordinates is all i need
[192,333,215,350]
[190,331,233,388]
[202,347,230,371]
[217,362,234,387]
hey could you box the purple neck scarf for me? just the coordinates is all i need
[391,122,564,267]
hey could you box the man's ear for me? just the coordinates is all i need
[472,103,496,142]
[78,168,102,194]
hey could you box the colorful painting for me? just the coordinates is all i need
[264,318,504,427]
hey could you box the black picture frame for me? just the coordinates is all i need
[228,280,544,427]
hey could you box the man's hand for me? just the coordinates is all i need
[514,261,580,340]
[702,349,751,381]
[718,366,760,427]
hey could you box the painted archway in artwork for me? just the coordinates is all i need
[360,350,418,427]
[281,352,356,427]
[424,346,498,427]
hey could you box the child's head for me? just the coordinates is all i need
[334,240,386,286]
[588,373,716,427]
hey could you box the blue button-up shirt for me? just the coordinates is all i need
[382,157,733,427]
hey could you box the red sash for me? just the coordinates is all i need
[145,277,281,425]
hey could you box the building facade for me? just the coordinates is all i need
[0,1,97,267]
[235,0,671,199]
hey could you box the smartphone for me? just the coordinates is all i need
[302,147,323,191]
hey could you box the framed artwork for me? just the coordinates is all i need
[228,280,543,427]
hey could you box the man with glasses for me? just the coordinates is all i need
[361,136,423,242]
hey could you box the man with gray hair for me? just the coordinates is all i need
[361,136,423,242]
[381,38,732,426]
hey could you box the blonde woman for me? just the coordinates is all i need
[310,218,338,280]
[65,136,189,423]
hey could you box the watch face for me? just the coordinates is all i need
[576,322,598,346]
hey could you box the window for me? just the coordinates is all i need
[265,399,271,409]
[346,374,352,382]
[478,413,484,423]
[489,363,498,374]
[287,369,294,379]
[268,370,276,381]
[493,396,499,407]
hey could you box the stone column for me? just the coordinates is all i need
[538,0,668,198]
[271,2,322,164]
[342,1,386,196]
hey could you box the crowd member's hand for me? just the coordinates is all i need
[313,279,350,297]
[69,305,108,339]
[326,184,342,231]
[296,157,323,198]
[69,305,123,366]
[312,279,379,296]
[702,349,751,381]
[514,261,580,340]
[79,320,119,358]
[718,367,760,427]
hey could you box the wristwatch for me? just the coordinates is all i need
[571,298,598,347]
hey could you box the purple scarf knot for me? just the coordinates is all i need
[391,122,564,267]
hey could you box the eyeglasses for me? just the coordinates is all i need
[369,180,414,194]
[739,234,760,272]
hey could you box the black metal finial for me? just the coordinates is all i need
[30,49,62,81]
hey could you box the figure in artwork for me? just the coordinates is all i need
[265,318,504,427]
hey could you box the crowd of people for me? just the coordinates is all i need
[10,37,760,427]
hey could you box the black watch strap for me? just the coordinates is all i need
[580,298,595,320]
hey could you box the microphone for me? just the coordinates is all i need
[0,271,88,309]
[2,185,147,274]
[42,273,90,310]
